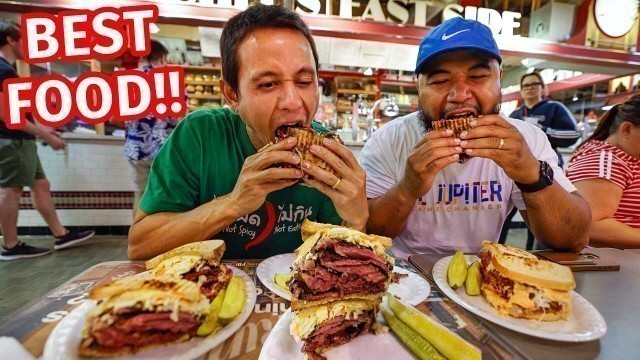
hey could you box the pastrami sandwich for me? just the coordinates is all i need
[289,220,394,310]
[146,240,232,301]
[290,299,378,360]
[478,241,575,321]
[79,276,210,357]
[431,117,475,163]
[275,124,343,180]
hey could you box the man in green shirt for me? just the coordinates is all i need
[128,5,368,260]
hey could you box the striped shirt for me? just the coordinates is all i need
[566,140,640,228]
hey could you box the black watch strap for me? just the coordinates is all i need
[515,161,554,193]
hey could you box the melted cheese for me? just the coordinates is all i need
[290,300,373,340]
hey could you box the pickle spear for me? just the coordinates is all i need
[274,272,292,290]
[197,289,226,336]
[387,295,481,360]
[447,250,467,288]
[465,262,482,296]
[383,307,445,360]
[218,276,246,325]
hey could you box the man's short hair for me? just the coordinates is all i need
[0,19,21,47]
[220,4,319,93]
[147,40,168,62]
[520,72,545,88]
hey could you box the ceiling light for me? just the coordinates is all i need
[520,58,546,67]
[364,68,373,76]
[602,105,614,111]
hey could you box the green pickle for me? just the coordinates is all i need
[387,295,481,360]
[274,272,292,290]
[465,262,482,296]
[447,250,467,288]
[218,276,246,325]
[196,288,226,336]
[382,308,445,360]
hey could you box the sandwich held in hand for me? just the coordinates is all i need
[432,117,475,163]
[289,220,394,360]
[78,276,210,357]
[478,241,575,321]
[146,240,232,300]
[275,124,343,180]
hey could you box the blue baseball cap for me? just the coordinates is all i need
[415,17,502,74]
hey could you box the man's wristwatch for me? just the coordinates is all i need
[514,161,554,193]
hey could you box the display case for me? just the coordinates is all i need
[182,64,224,112]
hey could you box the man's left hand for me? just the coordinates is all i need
[301,138,368,231]
[459,115,540,184]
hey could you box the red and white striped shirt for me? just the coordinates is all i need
[566,140,640,228]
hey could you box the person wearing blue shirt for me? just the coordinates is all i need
[510,72,580,168]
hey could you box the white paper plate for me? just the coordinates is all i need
[256,253,430,305]
[259,307,415,360]
[43,266,257,360]
[432,255,607,342]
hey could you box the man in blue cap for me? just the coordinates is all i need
[360,18,591,257]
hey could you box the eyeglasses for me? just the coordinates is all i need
[521,82,543,89]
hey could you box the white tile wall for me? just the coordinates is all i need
[18,138,133,227]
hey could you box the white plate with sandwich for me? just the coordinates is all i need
[43,240,257,360]
[432,242,607,342]
[258,253,430,306]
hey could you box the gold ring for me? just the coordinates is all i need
[332,178,342,189]
[498,138,505,150]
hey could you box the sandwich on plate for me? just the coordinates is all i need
[289,220,394,359]
[290,299,378,360]
[146,240,232,300]
[290,219,394,309]
[478,241,575,321]
[78,276,210,357]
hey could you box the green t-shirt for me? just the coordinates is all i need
[139,108,342,259]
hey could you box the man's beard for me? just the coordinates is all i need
[417,95,502,135]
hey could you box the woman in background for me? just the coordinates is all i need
[566,94,640,248]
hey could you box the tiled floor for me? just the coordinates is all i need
[0,229,532,322]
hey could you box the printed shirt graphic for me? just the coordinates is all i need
[139,108,342,259]
[566,140,640,228]
[124,64,179,161]
[360,111,576,258]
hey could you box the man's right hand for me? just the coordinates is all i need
[398,128,462,199]
[228,137,303,216]
[42,128,66,150]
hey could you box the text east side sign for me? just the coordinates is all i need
[150,0,522,36]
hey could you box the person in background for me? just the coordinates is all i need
[510,72,580,168]
[0,20,94,260]
[500,72,582,247]
[566,94,640,249]
[128,5,367,260]
[361,18,591,258]
[111,40,183,218]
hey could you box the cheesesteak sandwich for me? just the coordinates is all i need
[275,124,343,179]
[290,299,378,360]
[478,241,575,321]
[146,240,232,301]
[289,220,394,310]
[79,276,210,357]
[431,117,475,163]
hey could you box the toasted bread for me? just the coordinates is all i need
[290,292,383,311]
[145,240,226,274]
[297,219,393,260]
[482,241,575,291]
[432,117,475,163]
[481,283,570,321]
[88,275,204,302]
[276,127,342,178]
